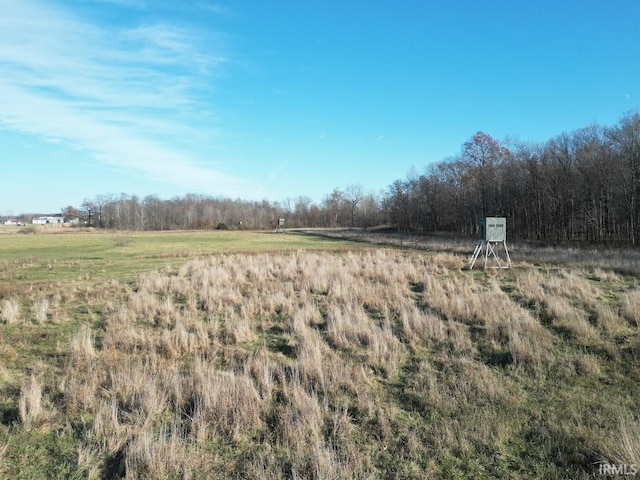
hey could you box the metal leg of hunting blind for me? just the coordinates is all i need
[468,240,484,270]
[469,240,512,270]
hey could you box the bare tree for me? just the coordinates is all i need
[461,131,510,218]
[323,189,345,227]
[293,196,313,227]
[344,184,363,228]
[81,199,96,226]
[608,111,640,244]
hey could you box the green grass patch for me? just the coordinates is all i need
[0,230,357,287]
[0,428,82,480]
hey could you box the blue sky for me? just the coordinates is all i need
[1,0,639,214]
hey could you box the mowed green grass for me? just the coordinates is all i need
[0,229,357,287]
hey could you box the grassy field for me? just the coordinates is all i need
[0,228,355,287]
[1,229,640,478]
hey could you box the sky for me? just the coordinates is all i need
[1,0,639,215]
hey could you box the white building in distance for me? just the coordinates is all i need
[32,215,64,225]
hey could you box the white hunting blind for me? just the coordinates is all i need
[480,217,506,242]
[274,218,286,234]
[469,217,512,269]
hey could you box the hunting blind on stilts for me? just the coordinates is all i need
[274,218,286,233]
[468,217,512,269]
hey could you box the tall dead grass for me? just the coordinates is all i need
[0,298,21,324]
[619,288,640,326]
[8,247,634,478]
[18,375,47,430]
[600,413,640,469]
[31,297,50,324]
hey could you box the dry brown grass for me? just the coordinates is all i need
[544,270,600,309]
[619,287,640,326]
[3,247,640,478]
[544,295,600,345]
[0,298,21,324]
[18,375,47,430]
[602,414,640,467]
[592,302,626,334]
[69,324,96,362]
[31,297,50,324]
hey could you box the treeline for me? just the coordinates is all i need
[74,187,384,231]
[386,111,640,245]
[75,111,640,245]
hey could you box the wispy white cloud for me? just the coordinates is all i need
[0,0,250,196]
[196,2,232,16]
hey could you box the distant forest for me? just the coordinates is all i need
[68,110,640,245]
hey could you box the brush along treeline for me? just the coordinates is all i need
[1,249,640,478]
